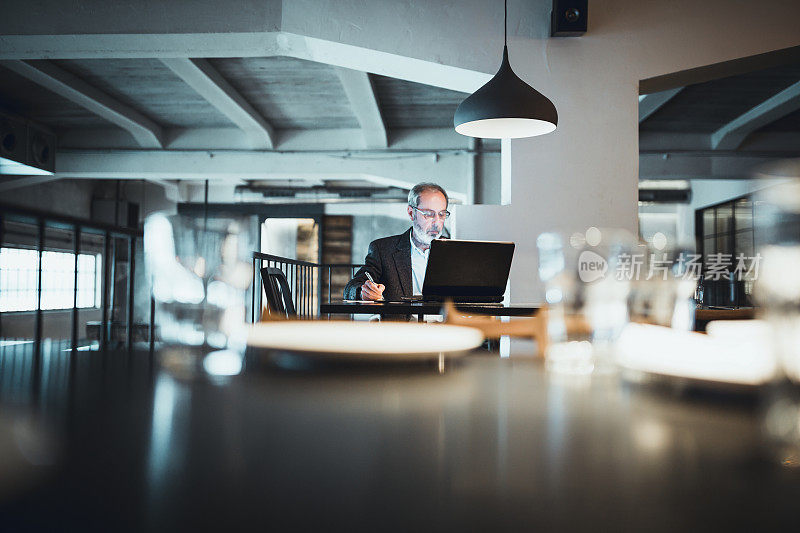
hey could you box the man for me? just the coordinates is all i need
[344,182,450,301]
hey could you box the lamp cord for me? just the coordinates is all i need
[504,0,507,46]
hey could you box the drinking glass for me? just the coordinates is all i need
[627,245,699,331]
[537,227,636,374]
[752,169,800,465]
[144,213,253,378]
[753,177,800,382]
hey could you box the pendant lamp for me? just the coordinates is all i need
[454,0,558,139]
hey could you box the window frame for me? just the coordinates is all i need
[0,246,103,313]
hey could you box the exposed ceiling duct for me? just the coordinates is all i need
[234,179,409,203]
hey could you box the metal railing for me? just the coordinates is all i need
[251,252,362,321]
[0,203,150,357]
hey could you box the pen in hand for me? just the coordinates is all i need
[364,272,384,301]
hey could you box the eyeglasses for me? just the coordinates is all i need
[409,205,451,220]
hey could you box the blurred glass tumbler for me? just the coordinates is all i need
[627,245,698,331]
[145,213,253,378]
[537,228,636,374]
[753,177,800,383]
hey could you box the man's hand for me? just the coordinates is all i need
[361,279,385,301]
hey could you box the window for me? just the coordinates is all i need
[696,195,755,306]
[698,196,754,263]
[0,247,101,312]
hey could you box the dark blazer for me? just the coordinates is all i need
[343,228,412,301]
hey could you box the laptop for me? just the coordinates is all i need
[401,239,515,303]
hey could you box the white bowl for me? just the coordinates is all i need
[247,321,484,362]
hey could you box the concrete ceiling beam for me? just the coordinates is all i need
[0,59,164,148]
[0,174,63,192]
[639,88,684,123]
[57,127,471,152]
[712,80,800,150]
[0,32,488,93]
[639,130,800,153]
[0,33,282,60]
[639,152,781,180]
[160,57,275,150]
[53,149,471,202]
[335,68,387,149]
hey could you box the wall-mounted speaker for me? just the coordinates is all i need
[0,111,57,174]
[551,0,588,37]
[0,115,28,163]
[26,123,56,174]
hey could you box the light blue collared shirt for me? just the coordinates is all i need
[410,233,429,296]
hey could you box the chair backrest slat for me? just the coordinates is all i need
[260,267,297,319]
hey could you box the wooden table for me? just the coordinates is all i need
[1,345,798,531]
[321,300,541,321]
[694,307,756,331]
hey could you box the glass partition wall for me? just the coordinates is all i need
[0,206,148,383]
[695,195,755,307]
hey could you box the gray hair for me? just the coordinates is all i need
[407,182,449,208]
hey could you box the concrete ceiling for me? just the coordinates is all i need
[0,32,492,204]
[0,65,111,128]
[639,59,800,182]
[370,74,468,129]
[640,62,800,133]
[208,57,359,130]
[0,1,526,205]
[0,56,465,136]
[55,58,235,128]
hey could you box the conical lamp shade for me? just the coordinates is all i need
[454,46,557,139]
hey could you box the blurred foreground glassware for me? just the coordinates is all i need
[627,245,698,331]
[740,163,800,467]
[763,382,800,468]
[753,175,800,383]
[537,228,636,374]
[145,213,253,379]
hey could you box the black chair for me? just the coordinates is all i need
[260,267,297,319]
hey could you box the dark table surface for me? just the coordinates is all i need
[1,344,799,531]
[321,300,541,317]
